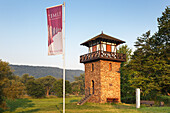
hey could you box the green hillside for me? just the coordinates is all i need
[10,65,84,82]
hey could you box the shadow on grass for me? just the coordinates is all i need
[55,101,101,112]
[70,99,79,103]
[56,105,62,113]
[19,108,40,113]
[66,103,101,110]
[111,103,136,109]
[6,98,36,112]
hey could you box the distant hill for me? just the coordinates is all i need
[9,65,84,82]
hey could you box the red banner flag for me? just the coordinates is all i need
[46,5,63,55]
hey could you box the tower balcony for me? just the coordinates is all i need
[80,50,126,63]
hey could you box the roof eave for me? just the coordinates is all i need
[80,33,126,47]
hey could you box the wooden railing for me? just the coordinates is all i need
[80,50,126,63]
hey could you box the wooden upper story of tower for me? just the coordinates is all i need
[80,32,126,63]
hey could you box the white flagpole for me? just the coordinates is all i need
[63,2,66,113]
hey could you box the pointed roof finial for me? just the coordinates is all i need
[101,31,103,34]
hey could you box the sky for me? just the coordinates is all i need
[0,0,169,70]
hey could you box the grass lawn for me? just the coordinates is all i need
[3,96,170,113]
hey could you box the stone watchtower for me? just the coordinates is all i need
[79,32,126,104]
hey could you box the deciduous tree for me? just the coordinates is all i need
[52,79,72,97]
[117,45,135,98]
[26,80,45,98]
[3,80,26,99]
[71,73,85,95]
[0,60,14,106]
[20,73,35,85]
[36,75,57,96]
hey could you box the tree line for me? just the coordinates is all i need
[0,60,85,109]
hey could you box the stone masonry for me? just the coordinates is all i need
[85,60,121,103]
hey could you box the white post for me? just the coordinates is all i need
[63,2,66,113]
[136,88,140,108]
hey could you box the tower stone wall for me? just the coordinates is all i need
[85,60,101,103]
[85,60,121,103]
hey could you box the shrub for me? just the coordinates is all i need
[121,96,135,104]
[156,95,170,106]
[0,107,4,113]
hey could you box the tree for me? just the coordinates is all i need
[0,60,14,106]
[53,79,63,97]
[121,7,170,99]
[20,73,35,85]
[52,79,72,97]
[127,31,162,97]
[157,7,170,48]
[71,82,81,96]
[26,80,45,98]
[71,73,85,95]
[0,59,13,80]
[3,80,26,99]
[117,45,135,98]
[152,7,170,95]
[36,75,57,96]
[128,30,169,97]
[117,44,132,66]
[66,80,72,94]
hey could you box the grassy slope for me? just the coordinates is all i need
[3,96,170,113]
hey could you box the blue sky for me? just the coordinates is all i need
[0,0,169,70]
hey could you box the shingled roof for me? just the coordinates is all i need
[80,33,125,47]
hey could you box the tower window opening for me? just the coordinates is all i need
[91,64,94,71]
[92,80,94,94]
[109,63,112,71]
